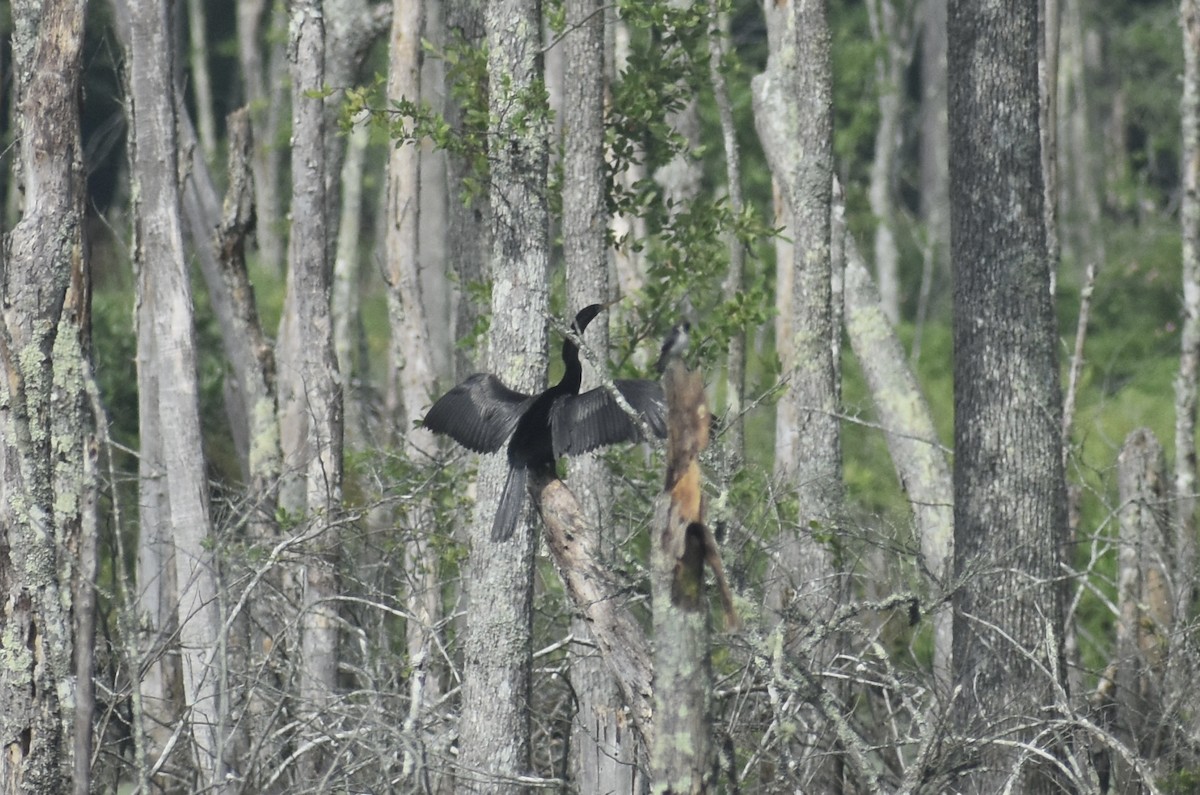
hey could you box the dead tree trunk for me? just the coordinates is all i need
[0,0,91,789]
[650,356,729,793]
[278,0,345,781]
[1110,428,1173,788]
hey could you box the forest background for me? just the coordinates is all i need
[1,0,1198,792]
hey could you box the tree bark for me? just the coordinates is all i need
[711,6,749,461]
[1176,0,1200,626]
[236,0,286,273]
[842,211,953,687]
[125,0,229,785]
[384,1,448,787]
[914,0,949,361]
[443,0,491,379]
[532,473,654,754]
[0,0,90,790]
[948,0,1070,789]
[457,0,550,788]
[278,0,345,782]
[1111,429,1173,787]
[559,0,643,789]
[866,0,908,325]
[650,359,724,793]
[753,0,842,631]
[186,0,217,162]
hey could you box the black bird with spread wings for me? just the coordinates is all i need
[422,303,668,540]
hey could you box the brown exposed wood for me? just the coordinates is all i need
[533,472,654,747]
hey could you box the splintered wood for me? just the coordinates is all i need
[660,361,738,630]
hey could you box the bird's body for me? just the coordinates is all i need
[423,304,668,540]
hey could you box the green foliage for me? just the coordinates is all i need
[349,34,491,205]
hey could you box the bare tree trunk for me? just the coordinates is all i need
[443,0,490,378]
[456,0,550,789]
[186,0,217,162]
[1059,0,1104,269]
[1040,0,1061,292]
[914,0,949,361]
[842,212,953,687]
[947,0,1070,789]
[711,6,749,461]
[1176,0,1200,626]
[384,1,448,786]
[215,108,290,788]
[278,0,344,783]
[332,115,370,447]
[609,15,648,308]
[0,1,90,789]
[1110,429,1174,788]
[237,0,286,273]
[753,0,842,629]
[122,0,229,785]
[650,359,716,793]
[866,0,908,325]
[559,0,643,789]
[533,473,654,749]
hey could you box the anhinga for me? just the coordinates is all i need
[422,303,668,540]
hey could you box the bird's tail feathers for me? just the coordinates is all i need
[491,465,528,541]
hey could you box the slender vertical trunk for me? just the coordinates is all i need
[914,0,949,360]
[560,0,643,788]
[458,0,550,788]
[0,1,90,789]
[753,0,841,625]
[1113,429,1173,786]
[1040,0,1061,290]
[332,117,370,447]
[186,0,217,161]
[711,6,748,460]
[443,0,490,379]
[279,1,344,783]
[130,0,229,782]
[385,1,448,787]
[237,0,286,273]
[1176,0,1200,625]
[866,0,906,325]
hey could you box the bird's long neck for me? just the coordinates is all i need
[556,333,584,394]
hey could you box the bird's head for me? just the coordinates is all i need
[655,320,692,373]
[571,300,618,335]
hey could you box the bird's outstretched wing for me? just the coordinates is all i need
[423,373,534,453]
[550,378,668,458]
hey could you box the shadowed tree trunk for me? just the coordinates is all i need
[947,0,1070,789]
[236,0,286,273]
[0,0,91,789]
[384,0,448,786]
[443,0,491,379]
[711,5,749,461]
[914,0,949,361]
[186,0,217,161]
[866,0,910,325]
